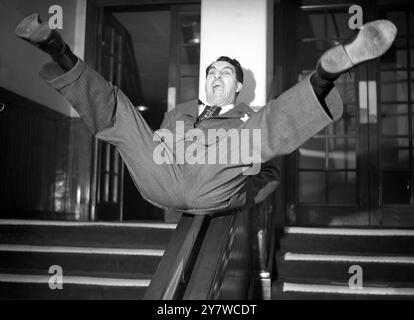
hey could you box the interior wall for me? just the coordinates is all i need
[198,0,273,109]
[0,0,86,117]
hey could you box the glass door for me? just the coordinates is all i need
[285,1,370,226]
[92,12,136,221]
[371,2,414,226]
[284,0,414,227]
[168,4,201,109]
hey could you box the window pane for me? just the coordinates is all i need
[179,77,198,102]
[297,41,324,71]
[101,54,111,81]
[381,114,409,136]
[326,12,354,39]
[181,48,199,77]
[381,104,409,137]
[299,172,325,203]
[386,11,407,36]
[382,103,408,115]
[382,171,410,204]
[334,74,356,104]
[332,104,356,135]
[297,12,324,39]
[115,34,122,62]
[381,71,408,102]
[299,138,326,169]
[411,12,414,35]
[180,15,200,45]
[381,138,409,170]
[381,39,408,69]
[328,138,356,169]
[328,172,357,204]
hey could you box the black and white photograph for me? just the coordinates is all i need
[0,0,413,306]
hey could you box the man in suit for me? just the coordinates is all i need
[15,14,396,214]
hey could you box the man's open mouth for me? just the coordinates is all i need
[212,83,223,93]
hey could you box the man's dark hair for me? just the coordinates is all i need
[205,56,244,84]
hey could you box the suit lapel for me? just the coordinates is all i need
[179,99,200,119]
[215,103,252,119]
[174,100,253,132]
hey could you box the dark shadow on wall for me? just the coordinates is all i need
[237,68,256,107]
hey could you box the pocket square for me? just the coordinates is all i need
[240,113,250,122]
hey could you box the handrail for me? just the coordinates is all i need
[183,212,237,299]
[254,196,277,299]
[183,195,276,300]
[143,214,206,299]
[144,190,278,300]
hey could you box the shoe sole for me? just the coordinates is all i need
[15,13,52,43]
[320,20,397,74]
[15,13,41,40]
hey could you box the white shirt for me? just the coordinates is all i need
[198,103,234,116]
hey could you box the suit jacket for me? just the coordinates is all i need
[40,59,343,212]
[160,100,281,209]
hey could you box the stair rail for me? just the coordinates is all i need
[183,194,276,300]
[143,214,207,299]
[144,191,277,300]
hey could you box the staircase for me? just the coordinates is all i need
[272,227,414,300]
[0,219,176,299]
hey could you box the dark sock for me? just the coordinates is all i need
[310,72,334,119]
[311,72,335,98]
[50,45,78,72]
[38,33,78,72]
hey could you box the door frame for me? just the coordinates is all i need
[368,0,414,226]
[281,0,414,227]
[84,0,201,220]
[281,0,371,226]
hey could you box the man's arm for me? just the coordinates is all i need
[242,73,343,163]
[251,159,280,204]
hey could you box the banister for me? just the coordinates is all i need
[143,214,206,300]
[144,190,278,300]
[182,212,237,299]
[255,195,277,300]
[183,194,276,300]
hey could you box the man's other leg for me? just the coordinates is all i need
[15,13,184,209]
[242,19,397,163]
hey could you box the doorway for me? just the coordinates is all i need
[85,2,201,221]
[280,0,414,227]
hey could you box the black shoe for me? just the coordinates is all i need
[316,20,397,80]
[15,13,66,56]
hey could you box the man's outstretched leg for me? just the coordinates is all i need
[15,13,77,72]
[241,19,397,164]
[194,20,397,212]
[15,13,185,210]
[311,19,397,103]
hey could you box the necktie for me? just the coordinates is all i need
[194,105,221,128]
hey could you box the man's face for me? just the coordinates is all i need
[205,61,242,107]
